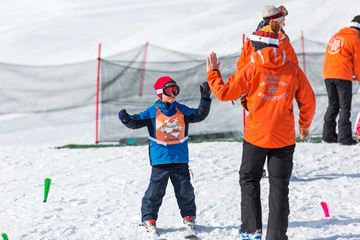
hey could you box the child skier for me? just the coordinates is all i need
[118,76,211,238]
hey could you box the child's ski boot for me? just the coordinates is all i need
[183,216,197,239]
[236,229,262,240]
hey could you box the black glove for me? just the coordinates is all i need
[118,109,130,123]
[200,82,211,99]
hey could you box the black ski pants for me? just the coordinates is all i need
[239,140,295,240]
[141,163,196,222]
[322,78,353,144]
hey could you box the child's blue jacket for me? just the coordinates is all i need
[119,98,211,165]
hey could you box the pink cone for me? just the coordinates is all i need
[320,201,330,217]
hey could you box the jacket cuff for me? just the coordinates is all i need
[201,96,212,101]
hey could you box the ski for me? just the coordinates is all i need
[139,222,167,240]
[148,231,167,240]
[184,228,197,239]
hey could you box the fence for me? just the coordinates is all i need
[1,39,359,143]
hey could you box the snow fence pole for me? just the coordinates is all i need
[138,42,149,97]
[95,43,102,144]
[242,33,246,136]
[301,30,306,74]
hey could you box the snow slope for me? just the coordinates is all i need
[1,142,360,239]
[1,0,359,65]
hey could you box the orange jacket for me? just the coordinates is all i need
[208,47,316,148]
[323,27,360,81]
[236,31,299,71]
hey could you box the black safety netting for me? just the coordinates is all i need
[99,42,360,142]
[99,44,242,142]
[1,40,359,143]
[0,61,96,114]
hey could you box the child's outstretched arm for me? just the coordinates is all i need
[118,109,149,129]
[186,82,212,123]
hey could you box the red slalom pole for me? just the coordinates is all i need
[242,33,246,136]
[95,43,102,144]
[138,42,149,96]
[301,30,306,74]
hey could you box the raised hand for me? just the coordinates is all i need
[207,52,220,72]
[118,109,130,123]
[200,82,211,99]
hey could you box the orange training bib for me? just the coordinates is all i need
[154,108,186,145]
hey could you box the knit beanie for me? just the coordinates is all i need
[250,25,280,51]
[350,15,360,30]
[153,76,176,98]
[262,5,282,20]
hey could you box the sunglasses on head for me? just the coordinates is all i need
[163,84,180,97]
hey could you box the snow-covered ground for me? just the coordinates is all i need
[1,142,360,239]
[2,0,360,239]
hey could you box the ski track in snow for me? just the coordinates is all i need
[1,142,360,239]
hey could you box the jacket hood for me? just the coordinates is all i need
[251,47,287,69]
[339,27,360,36]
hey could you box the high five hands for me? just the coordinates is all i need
[207,52,221,72]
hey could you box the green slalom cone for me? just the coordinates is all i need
[43,178,52,202]
[1,233,9,240]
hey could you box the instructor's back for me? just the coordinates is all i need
[322,15,360,145]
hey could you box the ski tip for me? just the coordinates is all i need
[185,234,197,239]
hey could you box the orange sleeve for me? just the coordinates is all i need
[295,66,316,128]
[207,68,248,102]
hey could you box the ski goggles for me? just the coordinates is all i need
[278,6,288,17]
[162,84,180,96]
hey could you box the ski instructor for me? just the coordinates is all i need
[206,21,316,239]
[322,15,360,145]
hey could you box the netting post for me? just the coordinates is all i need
[301,30,306,74]
[95,43,102,144]
[242,33,246,137]
[138,42,149,96]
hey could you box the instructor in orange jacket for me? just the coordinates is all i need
[207,22,315,240]
[322,15,360,145]
[237,5,298,111]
